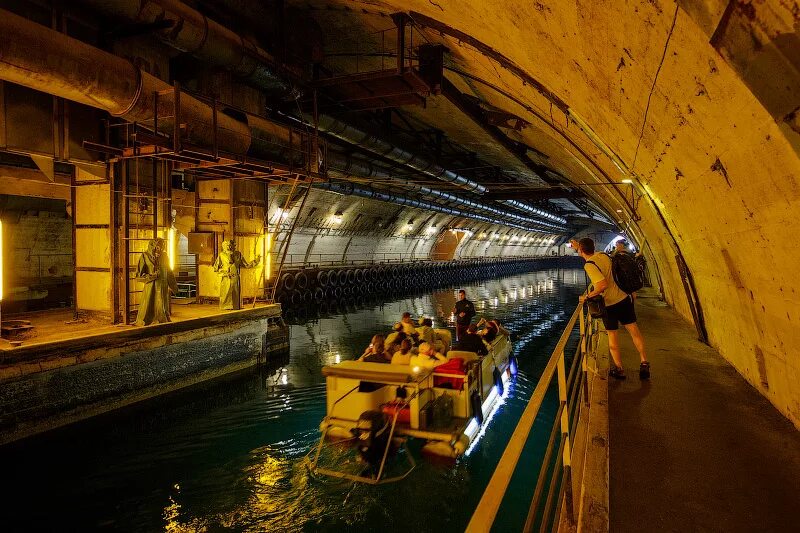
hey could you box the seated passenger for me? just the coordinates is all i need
[477,317,499,342]
[400,312,419,341]
[410,342,447,369]
[384,323,410,355]
[360,334,390,363]
[416,317,435,345]
[433,327,452,354]
[391,338,413,365]
[455,324,489,356]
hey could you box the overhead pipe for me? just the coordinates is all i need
[324,152,565,231]
[0,8,251,154]
[80,0,290,91]
[315,114,567,226]
[77,1,566,227]
[315,180,554,234]
[503,199,567,224]
[0,8,565,233]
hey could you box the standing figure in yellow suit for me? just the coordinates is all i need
[135,238,177,326]
[213,239,261,310]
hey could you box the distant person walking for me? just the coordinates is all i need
[572,238,650,379]
[452,289,475,341]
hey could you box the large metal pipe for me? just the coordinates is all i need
[0,8,251,154]
[315,114,566,226]
[80,0,289,90]
[0,7,565,232]
[324,151,564,230]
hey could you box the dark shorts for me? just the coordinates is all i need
[602,296,636,331]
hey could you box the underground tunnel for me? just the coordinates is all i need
[0,1,798,532]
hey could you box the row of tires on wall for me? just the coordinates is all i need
[274,255,581,309]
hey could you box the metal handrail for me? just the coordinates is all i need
[466,302,599,533]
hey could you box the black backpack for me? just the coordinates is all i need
[611,252,644,294]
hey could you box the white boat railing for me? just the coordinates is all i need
[465,302,600,533]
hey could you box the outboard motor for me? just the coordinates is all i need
[354,410,390,466]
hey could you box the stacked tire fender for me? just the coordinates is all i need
[274,255,577,321]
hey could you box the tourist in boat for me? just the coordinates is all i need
[400,312,420,342]
[360,334,390,363]
[385,323,411,355]
[433,327,452,355]
[455,324,489,356]
[416,317,435,345]
[477,318,509,343]
[410,342,446,369]
[391,339,413,365]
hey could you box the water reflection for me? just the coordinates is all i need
[4,268,586,533]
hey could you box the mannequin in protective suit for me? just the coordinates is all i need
[213,239,261,310]
[135,238,177,326]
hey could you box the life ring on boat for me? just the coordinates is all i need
[471,390,484,425]
[493,367,504,396]
[295,270,309,290]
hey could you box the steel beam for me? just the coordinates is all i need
[441,77,562,186]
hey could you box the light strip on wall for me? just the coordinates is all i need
[264,232,273,280]
[168,227,177,271]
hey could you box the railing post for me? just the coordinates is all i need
[557,346,575,523]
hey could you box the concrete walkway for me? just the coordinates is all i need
[608,293,800,532]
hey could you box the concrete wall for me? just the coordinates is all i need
[0,307,288,444]
[335,0,799,426]
[269,188,563,268]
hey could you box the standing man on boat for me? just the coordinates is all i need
[453,289,475,341]
[572,238,650,380]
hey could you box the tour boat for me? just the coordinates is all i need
[309,332,516,483]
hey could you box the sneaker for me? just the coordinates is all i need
[609,366,626,380]
[639,362,651,380]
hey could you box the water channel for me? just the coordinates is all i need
[4,267,586,532]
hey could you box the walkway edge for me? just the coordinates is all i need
[572,333,610,533]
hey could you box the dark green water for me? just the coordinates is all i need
[3,268,585,532]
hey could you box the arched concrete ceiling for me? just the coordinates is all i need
[291,0,800,426]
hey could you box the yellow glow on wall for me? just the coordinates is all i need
[263,232,273,280]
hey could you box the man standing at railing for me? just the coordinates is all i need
[572,237,650,380]
[453,289,475,341]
